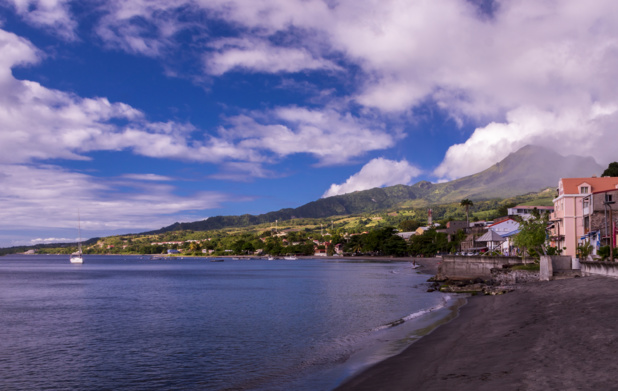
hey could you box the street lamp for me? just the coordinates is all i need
[604,200,616,261]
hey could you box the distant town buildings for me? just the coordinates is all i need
[507,205,554,220]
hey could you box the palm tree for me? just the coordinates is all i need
[460,199,474,226]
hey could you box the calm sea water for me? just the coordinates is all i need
[0,255,462,390]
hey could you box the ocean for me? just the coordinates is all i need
[0,255,462,390]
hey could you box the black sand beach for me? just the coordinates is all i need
[337,275,618,391]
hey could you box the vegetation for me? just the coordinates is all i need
[602,162,618,177]
[512,210,550,259]
[596,246,618,261]
[460,199,473,225]
[577,241,594,260]
[3,186,558,259]
[511,263,540,271]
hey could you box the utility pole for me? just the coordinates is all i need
[611,207,615,261]
[604,199,615,260]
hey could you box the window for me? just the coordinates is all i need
[606,194,614,203]
[580,186,589,194]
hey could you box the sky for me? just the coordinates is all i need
[1,0,618,247]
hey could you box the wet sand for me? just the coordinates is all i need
[336,276,618,391]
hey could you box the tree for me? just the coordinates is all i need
[460,199,474,225]
[398,219,421,232]
[513,210,549,259]
[602,162,618,177]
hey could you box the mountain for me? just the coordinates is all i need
[148,145,603,233]
[415,145,603,203]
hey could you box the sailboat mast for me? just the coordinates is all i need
[77,210,82,253]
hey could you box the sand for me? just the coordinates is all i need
[336,275,618,391]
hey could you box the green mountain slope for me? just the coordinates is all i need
[148,145,602,234]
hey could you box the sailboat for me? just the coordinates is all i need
[70,212,84,264]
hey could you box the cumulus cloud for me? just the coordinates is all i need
[221,106,397,165]
[0,28,389,168]
[16,1,618,119]
[121,173,174,181]
[30,237,76,244]
[205,37,340,75]
[6,1,618,190]
[4,0,77,40]
[322,158,422,198]
[77,0,618,176]
[434,104,618,180]
[0,164,227,241]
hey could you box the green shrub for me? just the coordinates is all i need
[511,263,540,271]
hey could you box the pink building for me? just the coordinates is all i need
[551,177,618,257]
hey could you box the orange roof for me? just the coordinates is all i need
[560,177,618,195]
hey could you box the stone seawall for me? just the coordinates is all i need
[437,255,532,280]
[491,269,540,285]
[581,261,618,278]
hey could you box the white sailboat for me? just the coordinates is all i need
[70,212,84,264]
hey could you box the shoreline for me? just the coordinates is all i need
[335,275,618,390]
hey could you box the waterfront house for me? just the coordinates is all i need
[550,177,618,257]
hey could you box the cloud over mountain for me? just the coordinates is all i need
[323,158,422,197]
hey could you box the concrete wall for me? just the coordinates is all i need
[550,255,573,271]
[580,261,618,278]
[438,255,529,280]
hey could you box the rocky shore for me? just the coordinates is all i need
[336,275,618,390]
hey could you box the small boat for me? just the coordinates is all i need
[267,256,275,261]
[210,259,225,262]
[70,251,83,264]
[70,212,84,264]
[284,255,298,260]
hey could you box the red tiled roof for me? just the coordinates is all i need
[560,177,618,195]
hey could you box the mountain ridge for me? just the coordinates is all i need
[147,145,602,234]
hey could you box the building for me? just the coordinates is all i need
[487,218,520,235]
[396,231,416,240]
[577,188,618,256]
[476,229,506,251]
[551,177,618,257]
[507,205,554,220]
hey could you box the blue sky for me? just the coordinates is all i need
[1,0,617,247]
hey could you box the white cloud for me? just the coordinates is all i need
[323,158,422,198]
[79,1,618,164]
[0,28,395,169]
[205,37,340,75]
[22,1,618,120]
[221,107,397,165]
[7,1,618,187]
[30,237,75,244]
[5,0,77,40]
[433,103,618,180]
[0,164,228,239]
[121,173,174,181]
